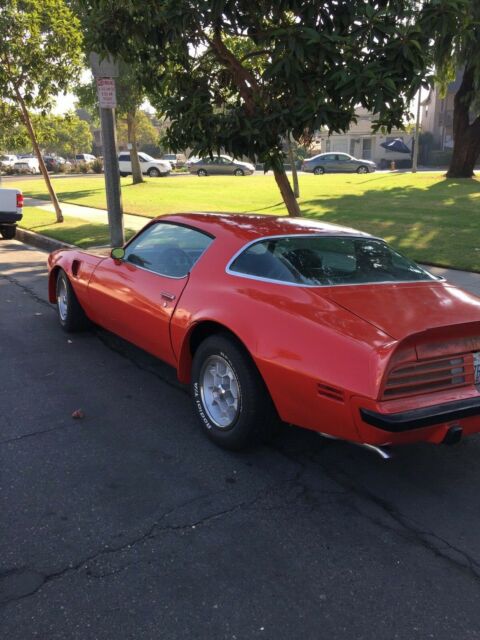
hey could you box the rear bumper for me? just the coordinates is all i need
[360,396,480,432]
[0,212,22,224]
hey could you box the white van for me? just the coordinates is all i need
[118,151,171,177]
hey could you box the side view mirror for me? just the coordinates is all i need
[111,247,125,260]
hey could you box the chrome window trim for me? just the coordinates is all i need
[225,233,444,288]
[121,221,214,280]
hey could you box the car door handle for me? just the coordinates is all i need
[161,291,176,301]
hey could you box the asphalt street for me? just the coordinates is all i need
[2,240,480,639]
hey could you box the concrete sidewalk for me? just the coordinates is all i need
[26,197,148,232]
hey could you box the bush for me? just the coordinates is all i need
[57,162,67,173]
[91,158,103,174]
[428,150,453,166]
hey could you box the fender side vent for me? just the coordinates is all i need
[71,260,81,277]
[317,383,344,403]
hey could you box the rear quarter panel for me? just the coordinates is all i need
[170,239,395,439]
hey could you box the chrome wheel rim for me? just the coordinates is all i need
[200,355,240,428]
[57,278,68,321]
[358,167,368,173]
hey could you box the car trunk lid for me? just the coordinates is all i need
[322,281,480,341]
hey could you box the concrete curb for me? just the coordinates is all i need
[15,227,74,253]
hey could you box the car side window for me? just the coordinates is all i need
[123,223,213,278]
[119,154,130,161]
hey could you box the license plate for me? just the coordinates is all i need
[475,352,480,385]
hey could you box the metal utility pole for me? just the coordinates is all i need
[412,86,422,174]
[90,54,124,247]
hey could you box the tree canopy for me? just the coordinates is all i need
[78,0,448,215]
[0,0,83,220]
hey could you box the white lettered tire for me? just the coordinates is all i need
[191,334,279,450]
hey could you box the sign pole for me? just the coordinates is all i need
[90,54,124,247]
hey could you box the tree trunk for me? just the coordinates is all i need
[447,66,480,178]
[273,165,301,217]
[127,110,144,184]
[16,92,63,222]
[208,34,302,215]
[286,138,300,198]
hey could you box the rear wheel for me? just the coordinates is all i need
[313,166,325,175]
[197,169,208,177]
[191,334,279,450]
[120,172,128,177]
[55,269,89,332]
[0,225,16,239]
[356,165,369,174]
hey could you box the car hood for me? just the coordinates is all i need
[322,282,480,340]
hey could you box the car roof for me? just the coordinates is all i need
[157,213,373,244]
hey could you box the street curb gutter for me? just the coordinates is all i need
[15,227,74,253]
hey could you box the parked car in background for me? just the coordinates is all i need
[43,156,69,172]
[48,213,480,455]
[75,153,96,163]
[162,154,178,169]
[0,188,23,239]
[0,154,18,170]
[302,153,376,174]
[189,155,255,176]
[13,157,40,174]
[118,151,171,178]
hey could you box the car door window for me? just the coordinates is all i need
[119,154,130,162]
[123,223,213,278]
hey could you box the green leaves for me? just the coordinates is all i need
[0,0,83,109]
[75,1,457,167]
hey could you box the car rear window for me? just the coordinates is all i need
[228,236,437,286]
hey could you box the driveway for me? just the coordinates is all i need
[2,240,480,639]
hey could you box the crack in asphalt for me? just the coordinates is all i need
[302,449,480,583]
[0,272,52,309]
[0,478,295,608]
[0,422,78,446]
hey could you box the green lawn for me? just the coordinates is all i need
[12,171,480,270]
[20,207,136,248]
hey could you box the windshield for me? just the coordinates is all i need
[229,236,437,286]
[140,153,156,162]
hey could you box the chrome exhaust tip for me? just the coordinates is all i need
[354,442,393,460]
[318,432,392,460]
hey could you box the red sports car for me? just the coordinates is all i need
[48,214,480,455]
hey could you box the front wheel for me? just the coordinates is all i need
[356,165,369,174]
[197,169,208,177]
[55,269,89,332]
[191,334,279,450]
[147,167,161,177]
[313,166,325,175]
[234,168,245,176]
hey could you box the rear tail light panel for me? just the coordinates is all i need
[16,192,24,209]
[381,353,475,400]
